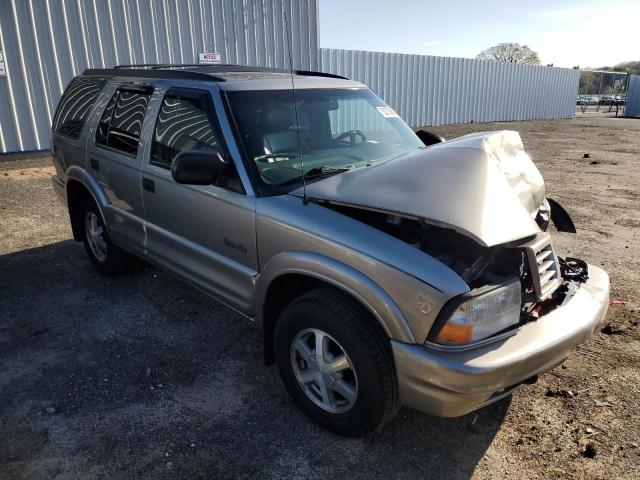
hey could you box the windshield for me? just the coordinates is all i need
[227,88,423,191]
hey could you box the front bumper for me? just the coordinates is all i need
[392,264,610,417]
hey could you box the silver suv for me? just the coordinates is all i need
[51,64,610,436]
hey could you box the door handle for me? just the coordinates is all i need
[142,178,155,193]
[90,159,99,171]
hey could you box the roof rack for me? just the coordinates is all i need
[112,63,348,80]
[83,67,225,82]
[114,63,204,70]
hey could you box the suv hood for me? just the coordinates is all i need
[293,130,544,247]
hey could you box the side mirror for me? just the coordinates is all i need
[171,149,230,185]
[415,129,446,147]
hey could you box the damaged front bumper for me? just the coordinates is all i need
[392,264,610,417]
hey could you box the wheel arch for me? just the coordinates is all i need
[255,251,416,365]
[65,166,109,241]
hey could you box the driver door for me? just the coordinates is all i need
[140,86,257,313]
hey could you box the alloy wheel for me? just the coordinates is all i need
[84,211,108,262]
[290,328,358,413]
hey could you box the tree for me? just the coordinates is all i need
[477,43,541,65]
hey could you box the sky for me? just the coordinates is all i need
[319,0,640,68]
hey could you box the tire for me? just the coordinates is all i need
[274,288,400,436]
[80,199,130,276]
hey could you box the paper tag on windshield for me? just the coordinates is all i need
[376,106,399,118]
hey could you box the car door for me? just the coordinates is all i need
[86,82,153,254]
[140,85,257,313]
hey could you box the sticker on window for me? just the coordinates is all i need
[376,106,399,118]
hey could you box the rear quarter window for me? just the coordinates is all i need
[95,87,151,157]
[53,76,107,139]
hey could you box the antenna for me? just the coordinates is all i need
[283,10,307,204]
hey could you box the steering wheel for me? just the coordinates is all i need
[335,129,367,145]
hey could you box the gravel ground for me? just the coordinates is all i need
[1,114,639,479]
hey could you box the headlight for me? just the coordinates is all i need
[428,278,521,345]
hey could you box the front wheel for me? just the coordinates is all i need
[274,288,400,436]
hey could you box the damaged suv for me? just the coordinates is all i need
[51,64,610,436]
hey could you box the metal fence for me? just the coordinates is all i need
[0,0,320,154]
[0,2,586,154]
[319,48,580,127]
[624,75,640,118]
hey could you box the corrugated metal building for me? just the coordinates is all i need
[624,75,640,118]
[0,1,585,154]
[0,0,319,153]
[319,48,580,127]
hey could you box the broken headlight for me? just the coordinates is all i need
[429,278,521,345]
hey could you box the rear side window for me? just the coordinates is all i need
[150,92,222,169]
[96,86,152,156]
[53,76,107,139]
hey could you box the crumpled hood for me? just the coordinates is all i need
[293,130,544,247]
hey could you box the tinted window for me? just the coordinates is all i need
[96,88,151,156]
[151,93,222,169]
[227,88,422,189]
[53,76,107,139]
[95,94,116,146]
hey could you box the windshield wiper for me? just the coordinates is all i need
[275,166,351,188]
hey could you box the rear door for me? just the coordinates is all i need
[140,85,257,313]
[86,82,153,254]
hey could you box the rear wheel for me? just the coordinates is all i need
[274,288,400,436]
[81,200,130,276]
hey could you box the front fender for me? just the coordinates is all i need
[255,251,416,344]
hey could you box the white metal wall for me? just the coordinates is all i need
[624,75,640,118]
[320,48,580,127]
[0,0,319,153]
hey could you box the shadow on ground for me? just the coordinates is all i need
[0,240,508,479]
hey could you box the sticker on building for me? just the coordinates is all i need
[198,52,222,65]
[376,106,399,118]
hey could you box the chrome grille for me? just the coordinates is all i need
[523,233,561,301]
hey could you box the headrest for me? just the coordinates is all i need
[260,105,294,132]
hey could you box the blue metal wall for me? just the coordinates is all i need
[320,48,580,127]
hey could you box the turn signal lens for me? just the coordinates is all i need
[436,322,474,344]
[433,279,521,345]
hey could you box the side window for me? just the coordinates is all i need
[95,87,151,156]
[151,92,222,169]
[53,76,107,139]
[95,94,116,146]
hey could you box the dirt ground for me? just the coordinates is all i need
[1,114,639,479]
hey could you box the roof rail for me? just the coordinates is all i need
[83,68,225,82]
[114,63,204,70]
[113,63,348,80]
